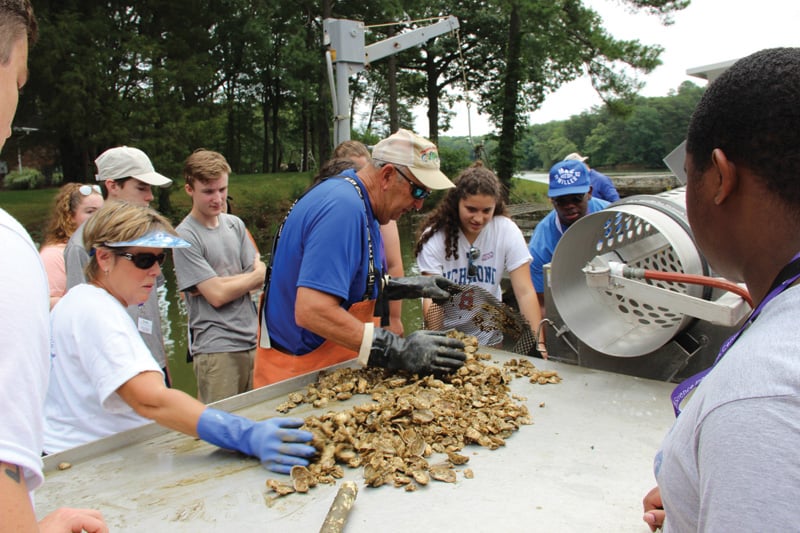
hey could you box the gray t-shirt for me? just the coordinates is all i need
[64,223,168,368]
[655,285,800,532]
[172,213,258,355]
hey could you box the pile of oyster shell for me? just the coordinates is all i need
[265,332,560,498]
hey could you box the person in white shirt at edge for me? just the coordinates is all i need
[0,1,108,530]
[43,201,315,475]
[414,162,545,357]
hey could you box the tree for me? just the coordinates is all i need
[483,0,688,189]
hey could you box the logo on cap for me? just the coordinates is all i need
[419,147,440,165]
[555,166,582,186]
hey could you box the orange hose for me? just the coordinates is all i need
[642,270,753,308]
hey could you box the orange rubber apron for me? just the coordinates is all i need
[253,299,377,388]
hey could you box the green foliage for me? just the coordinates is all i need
[520,81,705,171]
[3,168,45,190]
[15,0,694,187]
[509,177,548,204]
[437,144,474,180]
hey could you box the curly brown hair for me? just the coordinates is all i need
[41,182,97,246]
[414,161,508,260]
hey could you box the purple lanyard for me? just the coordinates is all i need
[671,252,800,416]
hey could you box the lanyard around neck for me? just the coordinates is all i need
[671,251,800,416]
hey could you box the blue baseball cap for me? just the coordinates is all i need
[105,231,190,249]
[548,160,590,198]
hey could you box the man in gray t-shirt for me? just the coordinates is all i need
[172,150,265,403]
[64,146,173,381]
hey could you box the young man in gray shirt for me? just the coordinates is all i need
[172,149,265,403]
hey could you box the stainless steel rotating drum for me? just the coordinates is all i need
[549,187,709,357]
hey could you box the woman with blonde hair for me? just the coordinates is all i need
[39,182,103,308]
[43,201,315,473]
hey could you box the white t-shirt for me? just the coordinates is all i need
[43,284,161,453]
[0,209,49,492]
[417,216,531,345]
[655,284,800,532]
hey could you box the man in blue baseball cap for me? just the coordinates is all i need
[528,159,610,313]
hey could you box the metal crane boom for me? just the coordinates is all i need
[323,16,460,146]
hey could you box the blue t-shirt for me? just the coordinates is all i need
[589,169,620,203]
[528,197,610,292]
[265,171,383,354]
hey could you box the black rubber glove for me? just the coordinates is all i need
[383,275,460,302]
[367,328,466,376]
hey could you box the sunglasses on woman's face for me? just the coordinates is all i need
[79,184,102,196]
[114,251,166,269]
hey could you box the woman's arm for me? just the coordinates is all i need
[116,371,315,475]
[509,263,547,358]
[380,221,405,336]
[116,371,205,436]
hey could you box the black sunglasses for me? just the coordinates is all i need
[395,167,430,200]
[467,246,480,277]
[114,251,166,269]
[552,193,587,207]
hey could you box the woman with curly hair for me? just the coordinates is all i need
[39,182,103,308]
[414,162,544,355]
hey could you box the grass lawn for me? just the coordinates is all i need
[0,171,316,245]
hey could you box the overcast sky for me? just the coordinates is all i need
[413,0,800,137]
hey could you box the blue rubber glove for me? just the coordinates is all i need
[197,408,316,474]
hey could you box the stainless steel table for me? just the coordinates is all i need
[36,350,674,532]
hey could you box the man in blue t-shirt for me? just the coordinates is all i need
[528,159,610,313]
[564,152,620,203]
[254,130,467,387]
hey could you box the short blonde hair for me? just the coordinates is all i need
[83,200,177,281]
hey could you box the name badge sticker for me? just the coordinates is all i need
[138,317,154,335]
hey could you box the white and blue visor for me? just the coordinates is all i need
[105,231,191,249]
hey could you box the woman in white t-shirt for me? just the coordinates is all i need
[414,162,545,355]
[43,201,315,474]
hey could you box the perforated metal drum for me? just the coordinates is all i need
[549,187,708,357]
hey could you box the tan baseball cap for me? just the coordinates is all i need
[371,129,454,190]
[564,152,589,162]
[95,146,172,188]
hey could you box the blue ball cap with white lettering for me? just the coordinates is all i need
[548,160,591,198]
